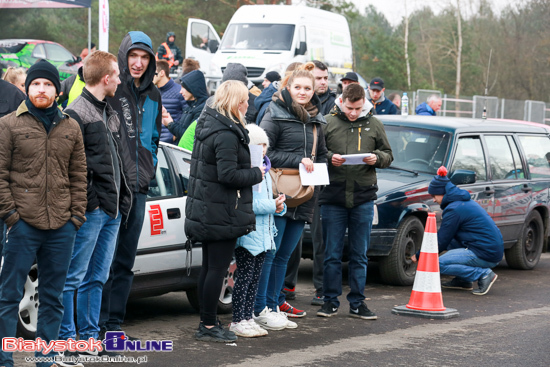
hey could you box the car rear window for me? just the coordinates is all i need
[518,135,550,178]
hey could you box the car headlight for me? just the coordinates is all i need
[208,61,221,77]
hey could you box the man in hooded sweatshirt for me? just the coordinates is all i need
[0,60,87,367]
[156,31,183,73]
[412,167,503,296]
[162,69,209,143]
[100,31,162,339]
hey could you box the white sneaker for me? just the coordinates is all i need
[253,306,287,330]
[247,318,268,336]
[275,306,298,329]
[229,320,256,337]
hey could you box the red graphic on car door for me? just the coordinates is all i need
[149,204,164,235]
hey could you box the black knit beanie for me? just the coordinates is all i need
[25,60,61,95]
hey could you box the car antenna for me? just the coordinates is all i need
[482,49,493,120]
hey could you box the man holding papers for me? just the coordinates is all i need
[316,84,393,320]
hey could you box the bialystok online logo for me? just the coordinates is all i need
[2,331,173,354]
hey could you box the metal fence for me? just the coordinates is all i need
[386,89,550,124]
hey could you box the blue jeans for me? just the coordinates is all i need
[322,201,374,309]
[439,248,499,282]
[260,216,305,310]
[100,193,146,330]
[60,209,121,340]
[0,220,76,367]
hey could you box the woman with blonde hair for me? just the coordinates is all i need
[185,80,264,343]
[253,62,328,326]
[2,67,26,94]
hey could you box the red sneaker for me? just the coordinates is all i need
[279,301,306,318]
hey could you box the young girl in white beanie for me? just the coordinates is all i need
[229,124,286,337]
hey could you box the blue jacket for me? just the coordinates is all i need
[107,31,161,194]
[168,70,208,141]
[159,79,186,143]
[254,83,277,125]
[437,182,504,263]
[236,156,286,255]
[369,95,398,115]
[415,102,436,116]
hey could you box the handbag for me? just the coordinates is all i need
[269,125,317,208]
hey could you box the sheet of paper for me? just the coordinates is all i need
[340,153,373,165]
[299,163,330,186]
[249,145,264,192]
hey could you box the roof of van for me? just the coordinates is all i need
[230,5,347,25]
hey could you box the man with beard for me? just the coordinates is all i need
[0,60,87,367]
[100,31,162,341]
[59,51,132,361]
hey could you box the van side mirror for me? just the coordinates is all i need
[449,169,476,185]
[208,40,219,53]
[295,41,307,56]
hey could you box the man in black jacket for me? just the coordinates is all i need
[60,50,130,355]
[100,31,162,339]
[0,75,25,118]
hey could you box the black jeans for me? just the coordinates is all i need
[100,193,147,330]
[198,239,236,326]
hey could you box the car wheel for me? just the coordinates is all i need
[17,264,39,339]
[186,258,235,314]
[505,210,543,270]
[379,216,424,286]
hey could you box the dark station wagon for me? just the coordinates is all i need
[304,115,550,286]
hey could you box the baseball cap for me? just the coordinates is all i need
[341,72,358,83]
[369,77,385,91]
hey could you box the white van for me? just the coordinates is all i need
[186,5,353,92]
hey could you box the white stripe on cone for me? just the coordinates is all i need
[411,271,442,293]
[420,231,438,253]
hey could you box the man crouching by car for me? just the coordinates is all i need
[0,60,87,367]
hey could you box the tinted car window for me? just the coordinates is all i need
[32,44,46,59]
[485,135,517,180]
[518,135,550,178]
[385,126,450,174]
[450,136,487,181]
[44,43,74,62]
[148,149,176,198]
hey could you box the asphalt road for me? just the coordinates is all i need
[12,254,550,367]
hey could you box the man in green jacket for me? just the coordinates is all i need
[316,83,392,320]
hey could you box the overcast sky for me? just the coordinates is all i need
[349,0,521,26]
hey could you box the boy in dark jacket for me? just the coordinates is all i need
[154,59,186,143]
[368,77,398,115]
[412,167,504,296]
[100,31,162,339]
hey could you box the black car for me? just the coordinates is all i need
[303,115,550,285]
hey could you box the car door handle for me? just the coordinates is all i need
[522,185,532,193]
[484,187,495,195]
[167,208,181,219]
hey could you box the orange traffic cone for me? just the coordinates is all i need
[392,212,459,319]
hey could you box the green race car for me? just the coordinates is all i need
[0,39,82,81]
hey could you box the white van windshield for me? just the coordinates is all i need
[220,24,295,51]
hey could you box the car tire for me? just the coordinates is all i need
[186,258,236,315]
[16,264,39,339]
[505,210,543,270]
[378,216,424,286]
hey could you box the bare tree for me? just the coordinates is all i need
[404,0,411,90]
[455,0,462,99]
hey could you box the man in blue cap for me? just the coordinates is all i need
[412,166,503,296]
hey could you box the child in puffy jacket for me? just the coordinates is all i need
[229,124,286,337]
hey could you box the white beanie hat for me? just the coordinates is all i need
[246,124,269,148]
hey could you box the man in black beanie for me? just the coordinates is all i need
[0,59,87,367]
[222,62,258,124]
[262,71,281,89]
[412,166,503,296]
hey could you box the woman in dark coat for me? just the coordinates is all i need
[185,80,264,342]
[254,62,328,322]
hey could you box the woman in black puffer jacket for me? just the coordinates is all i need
[256,62,327,320]
[185,80,263,343]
